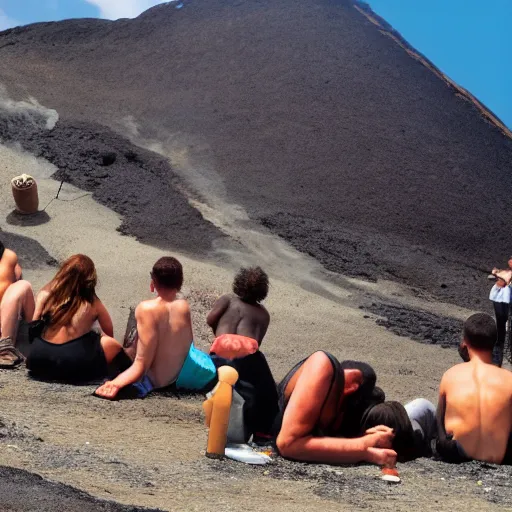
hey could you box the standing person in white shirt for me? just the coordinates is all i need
[489,258,512,367]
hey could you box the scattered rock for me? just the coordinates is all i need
[364,302,462,347]
[100,151,116,166]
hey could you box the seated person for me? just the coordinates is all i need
[207,266,277,439]
[361,399,437,461]
[95,257,195,399]
[436,313,512,464]
[275,351,396,467]
[27,254,123,382]
[0,240,35,366]
[207,266,269,359]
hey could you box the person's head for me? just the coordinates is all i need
[508,257,512,270]
[150,256,183,294]
[336,360,384,438]
[461,312,497,354]
[43,254,97,328]
[340,360,377,402]
[360,401,419,462]
[0,239,4,259]
[232,266,269,304]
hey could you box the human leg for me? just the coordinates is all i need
[404,398,436,454]
[100,335,124,364]
[0,280,35,343]
[493,301,508,367]
[232,351,279,438]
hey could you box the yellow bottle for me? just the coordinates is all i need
[203,366,239,459]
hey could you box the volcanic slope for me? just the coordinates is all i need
[0,0,511,306]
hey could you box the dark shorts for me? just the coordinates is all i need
[27,331,108,383]
[436,434,512,465]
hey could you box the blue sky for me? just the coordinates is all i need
[0,0,510,128]
[367,0,511,128]
[0,1,169,25]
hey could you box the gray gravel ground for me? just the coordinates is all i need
[0,466,162,512]
[0,0,511,510]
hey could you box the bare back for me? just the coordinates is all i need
[34,284,114,343]
[0,249,19,303]
[207,295,270,344]
[136,297,193,388]
[442,361,512,463]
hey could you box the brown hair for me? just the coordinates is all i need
[360,401,419,462]
[151,256,183,290]
[232,267,269,304]
[42,254,97,329]
[463,313,497,351]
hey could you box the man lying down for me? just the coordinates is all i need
[274,351,399,467]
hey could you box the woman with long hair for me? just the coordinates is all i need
[26,254,124,382]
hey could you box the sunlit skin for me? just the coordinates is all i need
[439,340,512,463]
[276,351,396,467]
[207,295,269,344]
[0,246,34,344]
[95,277,193,399]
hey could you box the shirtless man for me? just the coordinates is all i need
[436,313,512,464]
[95,256,193,399]
[276,351,396,467]
[0,240,35,355]
[207,266,270,359]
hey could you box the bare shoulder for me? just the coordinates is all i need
[442,363,466,383]
[171,298,191,314]
[216,294,233,306]
[91,295,107,311]
[136,299,161,317]
[499,366,512,384]
[41,282,53,293]
[2,248,18,265]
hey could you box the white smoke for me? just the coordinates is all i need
[0,85,59,132]
[84,1,174,19]
[0,142,57,180]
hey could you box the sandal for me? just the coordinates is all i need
[0,337,25,369]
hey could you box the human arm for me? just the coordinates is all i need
[259,308,271,342]
[433,373,467,461]
[94,297,114,337]
[206,295,230,333]
[436,380,449,441]
[94,302,158,398]
[32,284,52,320]
[277,429,396,466]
